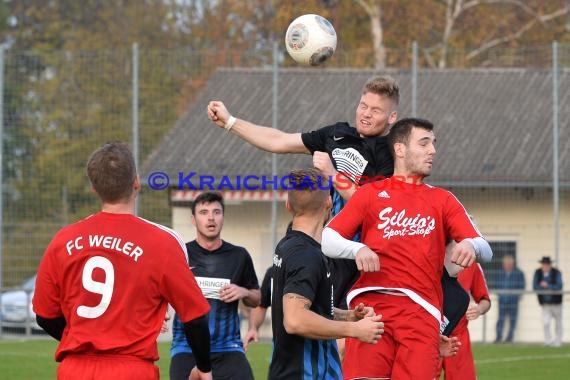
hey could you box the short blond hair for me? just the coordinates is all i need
[287,168,329,217]
[363,75,400,105]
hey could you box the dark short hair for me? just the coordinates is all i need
[191,191,225,215]
[387,117,434,157]
[86,141,137,203]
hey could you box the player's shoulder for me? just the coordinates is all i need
[49,214,99,240]
[325,121,355,136]
[423,183,459,200]
[135,217,186,247]
[220,240,251,256]
[281,232,322,260]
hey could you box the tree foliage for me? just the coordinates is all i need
[0,0,568,284]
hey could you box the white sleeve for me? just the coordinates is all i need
[322,227,366,260]
[464,237,493,262]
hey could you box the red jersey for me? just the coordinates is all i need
[327,179,480,323]
[455,263,490,333]
[33,212,210,362]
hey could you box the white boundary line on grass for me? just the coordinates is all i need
[476,353,570,365]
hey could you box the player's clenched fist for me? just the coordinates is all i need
[355,246,380,272]
[312,151,337,177]
[354,314,384,344]
[207,100,230,128]
[449,240,476,268]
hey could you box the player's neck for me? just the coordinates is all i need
[196,235,223,251]
[291,216,324,243]
[101,202,135,215]
[393,166,425,184]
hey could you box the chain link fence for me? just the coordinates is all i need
[0,43,568,342]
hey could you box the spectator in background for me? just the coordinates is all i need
[494,254,526,343]
[533,256,563,347]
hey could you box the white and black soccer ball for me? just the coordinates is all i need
[285,14,337,66]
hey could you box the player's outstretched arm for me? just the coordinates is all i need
[283,293,383,344]
[207,100,309,154]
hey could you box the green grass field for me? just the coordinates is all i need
[0,338,569,379]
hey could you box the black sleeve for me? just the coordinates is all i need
[36,314,66,341]
[260,267,273,308]
[301,124,336,154]
[183,315,212,373]
[283,250,322,302]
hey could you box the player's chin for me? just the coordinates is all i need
[357,126,381,138]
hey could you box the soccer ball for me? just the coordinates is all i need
[285,14,337,66]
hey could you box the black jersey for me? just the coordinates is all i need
[260,266,273,309]
[269,230,341,380]
[302,122,393,308]
[171,240,259,355]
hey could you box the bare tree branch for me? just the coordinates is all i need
[465,6,570,61]
[355,0,386,68]
[436,0,567,67]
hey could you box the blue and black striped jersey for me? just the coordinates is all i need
[269,230,342,380]
[171,240,259,356]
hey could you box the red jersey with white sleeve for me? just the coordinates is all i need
[455,263,490,333]
[33,212,210,362]
[326,178,481,324]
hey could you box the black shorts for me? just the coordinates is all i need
[169,351,254,380]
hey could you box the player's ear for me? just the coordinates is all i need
[393,142,406,158]
[285,200,293,213]
[133,175,141,192]
[325,195,332,211]
[388,110,398,125]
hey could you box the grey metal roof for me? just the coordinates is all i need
[143,68,570,188]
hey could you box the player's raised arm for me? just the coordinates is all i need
[207,100,309,154]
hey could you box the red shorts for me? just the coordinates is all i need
[343,292,440,380]
[438,327,476,380]
[58,354,159,380]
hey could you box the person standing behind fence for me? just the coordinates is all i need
[533,256,563,347]
[494,254,525,343]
